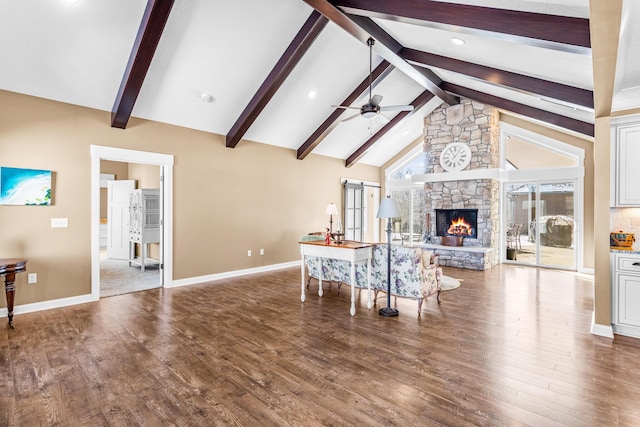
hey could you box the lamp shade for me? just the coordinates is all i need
[325,202,339,216]
[376,196,400,219]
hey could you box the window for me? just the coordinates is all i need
[344,182,365,241]
[386,147,428,246]
[390,187,427,245]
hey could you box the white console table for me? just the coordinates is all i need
[299,240,373,316]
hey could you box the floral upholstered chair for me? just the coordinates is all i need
[304,242,441,314]
[368,244,441,314]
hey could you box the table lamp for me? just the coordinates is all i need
[325,203,339,234]
[376,195,400,317]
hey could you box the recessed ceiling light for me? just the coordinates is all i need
[402,129,410,135]
[307,90,317,99]
[451,37,465,46]
[201,93,215,103]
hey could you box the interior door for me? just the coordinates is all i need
[107,180,135,259]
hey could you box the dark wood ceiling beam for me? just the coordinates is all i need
[402,47,594,109]
[225,11,328,148]
[111,0,175,129]
[332,0,591,50]
[345,90,435,167]
[349,15,458,106]
[303,0,458,105]
[297,60,394,160]
[442,82,594,137]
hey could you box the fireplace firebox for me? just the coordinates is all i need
[435,209,478,240]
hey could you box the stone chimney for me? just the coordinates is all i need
[423,99,500,265]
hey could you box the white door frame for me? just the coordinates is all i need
[499,122,585,272]
[90,145,174,300]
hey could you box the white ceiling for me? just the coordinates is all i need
[1,0,639,167]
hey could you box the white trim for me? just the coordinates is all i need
[503,166,583,181]
[499,122,585,165]
[411,168,503,183]
[591,312,615,338]
[611,113,640,125]
[0,261,298,319]
[612,323,640,339]
[341,178,380,188]
[384,144,424,181]
[387,178,424,188]
[172,261,299,288]
[497,122,585,272]
[91,145,175,298]
[0,293,95,319]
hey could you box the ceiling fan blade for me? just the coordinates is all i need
[370,94,383,107]
[380,105,414,112]
[376,113,390,124]
[342,113,361,122]
[332,105,360,110]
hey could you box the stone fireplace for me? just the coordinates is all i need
[422,99,500,269]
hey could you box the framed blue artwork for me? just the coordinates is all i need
[0,166,52,205]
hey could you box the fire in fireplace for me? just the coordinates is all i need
[435,209,478,239]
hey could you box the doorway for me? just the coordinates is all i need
[100,171,161,297]
[90,145,174,301]
[504,180,577,269]
[500,122,584,271]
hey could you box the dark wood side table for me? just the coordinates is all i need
[0,258,27,328]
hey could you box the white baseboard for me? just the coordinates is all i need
[1,261,301,319]
[612,324,640,339]
[0,293,97,320]
[171,261,300,288]
[591,311,614,338]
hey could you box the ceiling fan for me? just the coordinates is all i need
[333,38,414,122]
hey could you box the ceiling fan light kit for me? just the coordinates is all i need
[333,38,413,123]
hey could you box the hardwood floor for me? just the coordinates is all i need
[2,264,640,426]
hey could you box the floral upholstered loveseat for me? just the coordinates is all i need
[305,243,442,314]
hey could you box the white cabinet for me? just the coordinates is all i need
[611,116,640,206]
[128,189,160,271]
[611,252,640,338]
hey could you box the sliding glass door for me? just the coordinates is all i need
[504,180,576,269]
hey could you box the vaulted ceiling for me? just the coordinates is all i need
[2,0,638,167]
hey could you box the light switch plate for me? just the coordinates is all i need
[28,273,37,284]
[51,218,68,228]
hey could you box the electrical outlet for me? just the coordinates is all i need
[51,218,69,228]
[28,273,37,284]
[260,248,264,255]
[247,250,252,257]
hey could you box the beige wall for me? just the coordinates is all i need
[129,163,160,189]
[99,160,129,219]
[0,90,379,307]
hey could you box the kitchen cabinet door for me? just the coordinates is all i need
[612,118,640,206]
[617,273,640,327]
